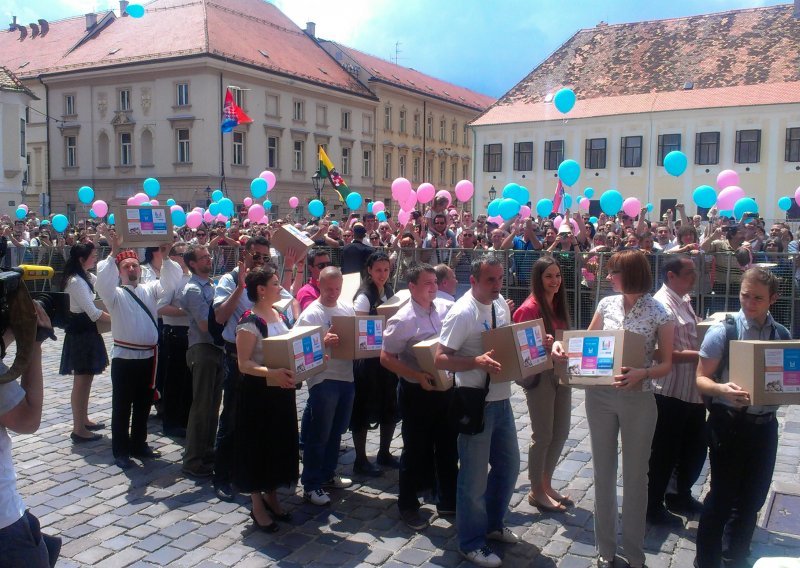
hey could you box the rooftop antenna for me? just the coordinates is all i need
[392,41,402,64]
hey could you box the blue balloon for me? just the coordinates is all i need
[346,192,363,210]
[498,198,521,220]
[778,196,793,211]
[502,183,529,205]
[599,190,623,216]
[733,197,758,220]
[126,3,145,18]
[140,201,151,207]
[143,177,160,198]
[553,88,576,114]
[171,209,187,227]
[218,197,234,216]
[376,211,387,222]
[14,208,26,219]
[584,187,595,199]
[563,193,573,209]
[52,214,68,233]
[40,220,49,225]
[166,198,176,206]
[250,178,268,198]
[536,198,553,217]
[209,202,220,216]
[719,210,733,218]
[663,151,688,177]
[226,221,231,228]
[367,202,374,213]
[263,199,272,211]
[331,221,339,226]
[108,213,115,225]
[589,216,598,224]
[77,185,94,204]
[693,185,717,209]
[89,209,97,218]
[558,159,581,186]
[488,199,502,217]
[646,203,654,212]
[212,189,224,202]
[308,199,325,218]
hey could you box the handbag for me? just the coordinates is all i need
[449,303,496,435]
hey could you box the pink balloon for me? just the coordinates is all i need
[148,199,158,206]
[186,211,202,229]
[259,170,277,191]
[397,210,410,225]
[519,205,531,218]
[570,219,580,233]
[402,190,417,211]
[91,200,108,217]
[416,183,436,204]
[170,204,184,213]
[391,178,412,202]
[487,215,504,225]
[289,196,299,208]
[435,190,452,207]
[372,201,385,213]
[718,186,745,210]
[454,180,474,202]
[259,215,269,225]
[193,207,204,213]
[243,197,253,207]
[717,169,740,190]
[127,197,137,206]
[203,211,213,223]
[579,198,590,210]
[553,215,563,229]
[19,204,28,211]
[622,197,641,218]
[248,204,265,222]
[133,192,149,205]
[795,186,800,207]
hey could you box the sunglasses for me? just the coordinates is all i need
[249,252,269,261]
[314,261,332,269]
[196,232,207,237]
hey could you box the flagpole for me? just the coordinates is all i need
[219,73,225,195]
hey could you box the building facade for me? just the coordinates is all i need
[0,67,36,216]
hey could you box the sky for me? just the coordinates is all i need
[2,0,789,98]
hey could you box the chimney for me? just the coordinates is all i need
[305,21,316,38]
[8,15,17,31]
[85,12,97,30]
[120,0,129,16]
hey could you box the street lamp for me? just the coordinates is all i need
[311,171,324,201]
[205,186,211,206]
[488,185,496,201]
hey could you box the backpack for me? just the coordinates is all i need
[208,302,226,347]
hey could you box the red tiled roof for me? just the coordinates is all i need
[475,4,800,126]
[321,41,495,111]
[0,66,36,98]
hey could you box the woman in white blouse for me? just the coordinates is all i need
[59,242,111,443]
[554,249,675,568]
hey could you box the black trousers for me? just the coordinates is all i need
[111,357,155,458]
[695,406,778,568]
[397,380,458,512]
[647,394,707,509]
[213,349,240,485]
[161,325,192,430]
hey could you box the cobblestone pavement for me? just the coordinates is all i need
[10,333,800,567]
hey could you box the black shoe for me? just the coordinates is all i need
[131,446,161,459]
[42,534,62,567]
[262,496,292,521]
[376,451,400,469]
[70,432,102,444]
[646,506,683,526]
[84,423,105,431]
[353,458,383,477]
[214,482,236,502]
[436,504,456,517]
[597,557,616,568]
[399,508,429,531]
[114,456,135,470]
[249,511,279,533]
[163,427,187,438]
[665,494,704,514]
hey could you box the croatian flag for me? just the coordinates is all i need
[552,179,566,215]
[221,88,253,133]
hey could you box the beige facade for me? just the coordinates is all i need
[0,85,35,215]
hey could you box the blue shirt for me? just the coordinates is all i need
[181,274,218,348]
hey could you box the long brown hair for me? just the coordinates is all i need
[529,256,570,334]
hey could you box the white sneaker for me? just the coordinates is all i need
[303,488,330,506]
[323,475,353,489]
[460,546,502,567]
[487,527,520,544]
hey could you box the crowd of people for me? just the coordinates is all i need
[0,198,798,568]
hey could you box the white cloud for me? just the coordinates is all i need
[271,0,388,45]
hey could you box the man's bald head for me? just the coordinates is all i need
[319,266,342,283]
[318,266,343,307]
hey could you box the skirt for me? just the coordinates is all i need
[350,357,399,432]
[233,373,299,493]
[59,320,108,376]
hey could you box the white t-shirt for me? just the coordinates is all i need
[0,363,26,530]
[295,300,355,389]
[353,291,387,314]
[438,290,511,401]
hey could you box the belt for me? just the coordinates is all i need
[711,404,776,425]
[224,341,237,356]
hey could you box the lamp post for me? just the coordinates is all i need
[205,186,211,206]
[488,185,496,205]
[311,171,324,201]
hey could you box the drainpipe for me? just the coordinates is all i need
[38,75,51,217]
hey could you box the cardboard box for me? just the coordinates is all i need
[273,296,295,326]
[377,289,412,319]
[94,299,111,334]
[558,329,646,387]
[340,272,361,307]
[412,337,454,391]
[270,224,315,257]
[697,312,738,344]
[113,206,174,247]
[262,325,326,385]
[729,340,800,406]
[330,315,385,359]
[481,319,552,383]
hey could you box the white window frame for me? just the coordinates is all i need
[383,152,392,180]
[233,131,245,165]
[176,83,189,106]
[177,128,190,163]
[341,110,351,130]
[119,132,132,165]
[293,100,305,121]
[119,89,131,111]
[399,109,406,134]
[66,136,77,167]
[267,136,279,169]
[293,140,304,171]
[64,94,75,116]
[233,88,245,109]
[384,106,392,131]
[341,147,351,175]
[399,155,406,178]
[363,150,372,178]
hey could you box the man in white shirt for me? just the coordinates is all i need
[295,267,355,506]
[434,264,457,302]
[435,255,520,568]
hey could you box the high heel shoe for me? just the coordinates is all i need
[261,496,292,521]
[249,511,279,533]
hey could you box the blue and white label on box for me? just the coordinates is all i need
[359,318,383,351]
[293,332,324,374]
[566,336,615,377]
[517,326,547,369]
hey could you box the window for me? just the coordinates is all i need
[585,138,607,169]
[119,132,132,165]
[363,114,373,134]
[176,83,189,106]
[462,163,469,180]
[383,152,392,179]
[19,119,25,157]
[413,113,421,137]
[620,136,643,168]
[695,131,720,165]
[233,132,245,165]
[439,119,446,142]
[119,89,131,111]
[439,160,446,185]
[412,156,420,182]
[384,106,392,131]
[363,150,372,177]
[544,140,564,170]
[427,159,433,181]
[65,136,77,167]
[23,153,30,186]
[267,136,279,169]
[64,94,75,116]
[426,115,433,139]
[341,147,350,175]
[266,94,279,117]
[233,88,244,109]
[399,109,406,134]
[451,162,457,185]
[341,110,351,130]
[513,141,533,171]
[451,122,457,144]
[293,100,304,121]
[177,129,190,163]
[399,155,406,178]
[657,133,681,166]
[316,104,327,126]
[463,124,468,146]
[787,128,800,162]
[483,143,502,172]
[293,140,304,171]
[735,129,761,164]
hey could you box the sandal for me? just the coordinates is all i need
[556,495,575,507]
[262,496,292,522]
[527,492,567,513]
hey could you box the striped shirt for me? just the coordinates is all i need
[652,284,703,404]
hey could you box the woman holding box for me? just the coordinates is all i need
[234,264,298,533]
[513,256,570,513]
[553,249,675,568]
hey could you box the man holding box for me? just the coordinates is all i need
[695,267,792,568]
[294,267,355,506]
[380,263,456,531]
[436,255,519,568]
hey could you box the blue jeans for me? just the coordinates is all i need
[456,399,520,553]
[301,380,355,492]
[0,511,54,568]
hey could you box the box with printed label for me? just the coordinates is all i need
[697,312,738,344]
[270,223,315,257]
[262,325,326,385]
[330,315,385,360]
[481,318,552,383]
[558,330,646,387]
[412,337,454,391]
[113,206,174,247]
[728,340,800,406]
[94,299,111,334]
[377,289,412,320]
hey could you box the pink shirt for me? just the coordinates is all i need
[296,278,320,313]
